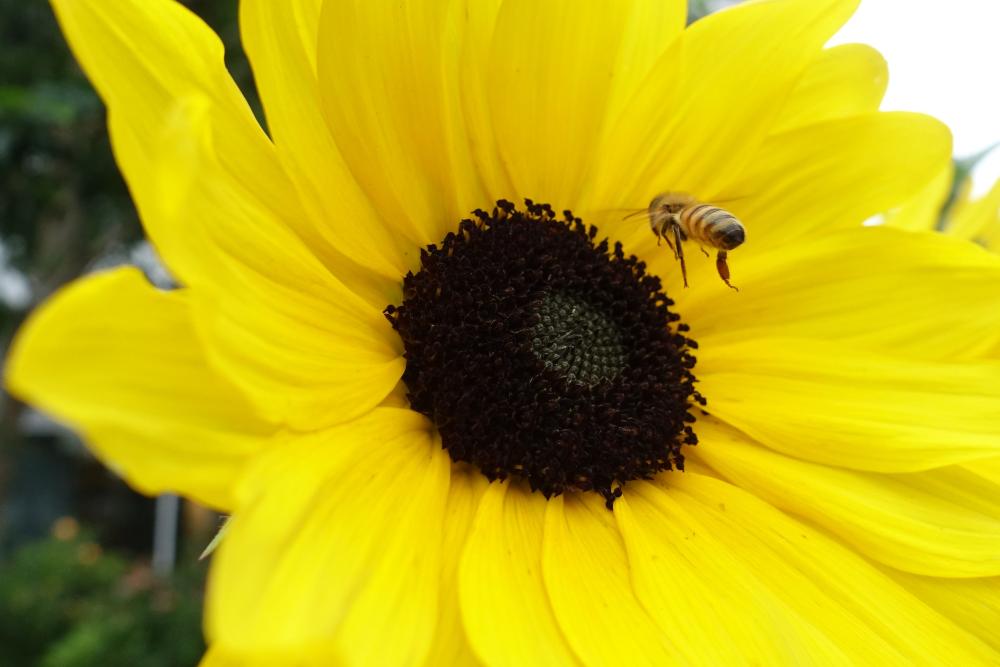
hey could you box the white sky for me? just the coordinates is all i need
[830,0,1000,194]
[0,241,31,309]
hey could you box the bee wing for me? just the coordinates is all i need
[707,193,753,206]
[599,195,748,221]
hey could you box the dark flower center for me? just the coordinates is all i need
[384,200,703,508]
[530,290,628,387]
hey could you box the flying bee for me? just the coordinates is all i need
[628,192,745,290]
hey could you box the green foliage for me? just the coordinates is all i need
[0,0,138,277]
[0,531,206,667]
[688,0,742,24]
[0,5,254,660]
[938,144,1000,229]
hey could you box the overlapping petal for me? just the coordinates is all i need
[239,0,409,295]
[587,0,860,212]
[886,161,954,232]
[5,268,274,510]
[51,0,406,429]
[315,0,494,248]
[421,464,489,667]
[887,572,1000,653]
[969,457,1000,486]
[50,0,308,290]
[948,177,1000,246]
[772,43,888,133]
[696,339,1000,471]
[489,0,686,209]
[678,226,1000,359]
[655,473,997,664]
[586,8,944,267]
[541,493,678,665]
[207,409,449,666]
[458,482,579,667]
[694,420,1000,576]
[729,112,951,245]
[618,481,886,663]
[158,97,404,431]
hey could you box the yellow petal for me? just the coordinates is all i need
[192,291,403,433]
[52,0,404,427]
[158,96,404,431]
[239,0,410,290]
[695,420,1000,577]
[50,0,314,290]
[666,472,999,664]
[967,457,1000,486]
[200,644,342,667]
[600,0,688,130]
[542,493,679,665]
[458,481,579,667]
[594,0,859,211]
[680,226,1000,360]
[618,482,890,664]
[421,463,488,667]
[885,161,953,232]
[888,572,1000,653]
[983,219,1000,253]
[730,112,952,246]
[903,463,1000,519]
[696,339,1000,472]
[490,0,685,209]
[454,0,510,205]
[773,43,888,133]
[316,0,492,249]
[5,268,273,510]
[949,177,1000,243]
[604,118,950,298]
[207,409,448,666]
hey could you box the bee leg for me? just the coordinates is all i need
[699,246,710,258]
[663,234,676,254]
[716,251,739,291]
[672,224,688,288]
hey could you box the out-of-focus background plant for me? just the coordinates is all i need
[0,520,206,667]
[0,2,257,664]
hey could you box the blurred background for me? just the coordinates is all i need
[0,2,250,665]
[1,1,998,665]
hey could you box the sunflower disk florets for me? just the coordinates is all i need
[386,200,704,507]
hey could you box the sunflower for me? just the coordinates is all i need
[8,0,1000,664]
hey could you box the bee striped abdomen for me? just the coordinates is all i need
[680,205,744,250]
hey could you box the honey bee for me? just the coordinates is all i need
[636,192,745,290]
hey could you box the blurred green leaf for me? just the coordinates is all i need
[0,531,206,667]
[938,143,1000,229]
